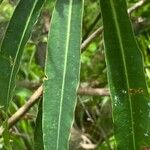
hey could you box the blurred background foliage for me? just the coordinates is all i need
[0,0,150,149]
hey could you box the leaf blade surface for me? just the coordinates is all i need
[43,0,84,149]
[100,0,150,149]
[0,0,45,110]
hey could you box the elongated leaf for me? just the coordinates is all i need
[34,100,44,150]
[43,0,84,149]
[0,0,45,110]
[100,0,150,149]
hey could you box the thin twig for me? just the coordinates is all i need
[0,85,43,135]
[81,27,103,51]
[128,0,149,14]
[81,0,149,51]
[8,85,43,128]
[78,87,109,96]
[0,86,109,136]
[82,13,101,41]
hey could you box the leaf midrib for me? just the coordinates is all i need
[6,0,38,107]
[109,0,136,149]
[56,0,73,149]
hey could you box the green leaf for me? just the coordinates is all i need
[100,0,150,149]
[34,100,44,150]
[43,0,84,149]
[0,0,45,110]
